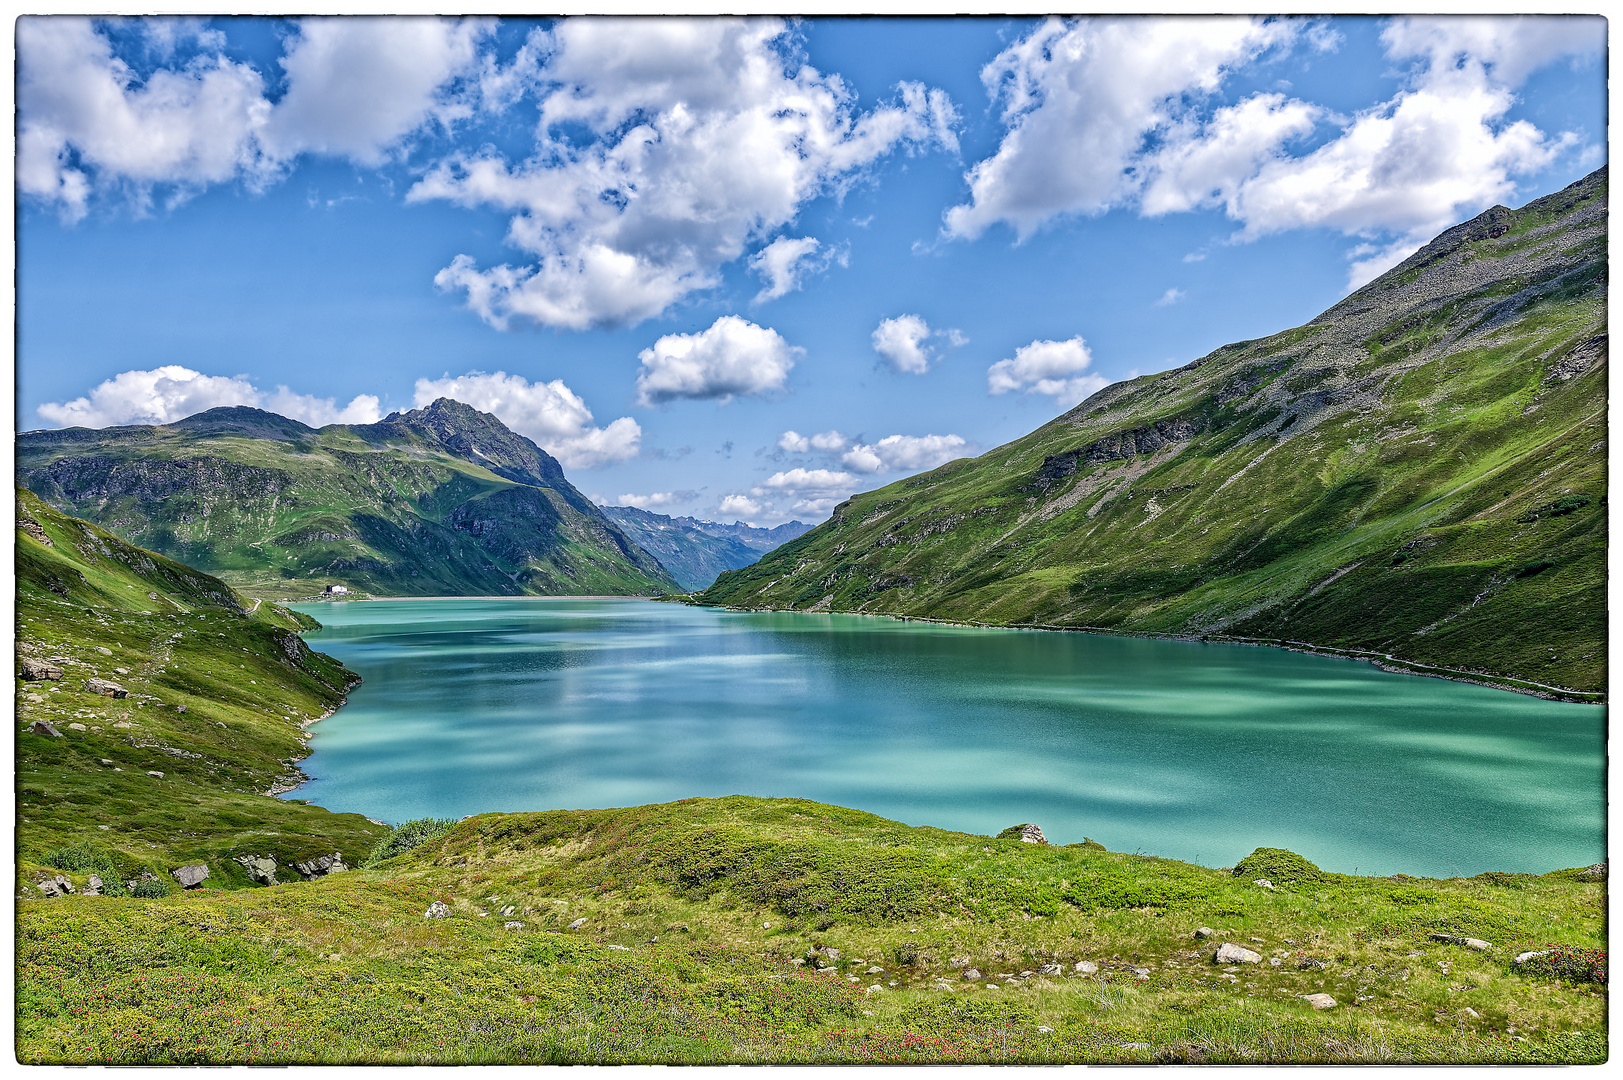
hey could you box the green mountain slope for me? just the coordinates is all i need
[599,505,813,590]
[18,398,677,600]
[701,168,1608,697]
[14,487,386,889]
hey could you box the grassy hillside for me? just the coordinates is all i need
[699,169,1608,698]
[18,399,676,601]
[15,487,387,890]
[16,796,1606,1064]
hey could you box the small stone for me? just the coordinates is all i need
[1253,878,1276,890]
[1463,1007,1480,1018]
[1512,950,1552,968]
[1214,943,1263,965]
[28,721,64,738]
[1038,1026,1053,1034]
[1249,937,1265,943]
[85,678,128,698]
[1132,967,1151,976]
[1074,960,1098,974]
[567,917,588,930]
[147,771,164,779]
[1018,970,1034,978]
[171,864,210,889]
[177,704,187,714]
[113,721,131,729]
[424,900,452,919]
[1301,993,1337,1010]
[1038,963,1063,976]
[962,968,982,981]
[100,759,113,765]
[114,667,130,676]
[949,956,971,968]
[1193,927,1217,939]
[606,944,630,951]
[1120,1042,1153,1051]
[95,646,112,656]
[867,965,885,974]
[67,723,87,731]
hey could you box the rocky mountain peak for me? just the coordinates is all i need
[367,397,567,489]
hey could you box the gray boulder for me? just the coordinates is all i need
[172,864,210,889]
[20,658,64,681]
[37,879,61,898]
[1074,960,1098,974]
[1214,943,1263,965]
[85,678,128,698]
[28,721,64,738]
[961,968,982,981]
[1301,993,1337,1010]
[567,917,588,930]
[1193,927,1217,939]
[424,900,452,919]
[1512,950,1552,968]
[1430,932,1491,951]
[1038,963,1063,976]
[86,875,104,896]
[1019,824,1047,844]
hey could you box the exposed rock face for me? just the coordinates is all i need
[1214,943,1263,965]
[292,852,348,879]
[1034,415,1206,487]
[172,864,210,889]
[1576,862,1606,882]
[235,855,279,886]
[85,678,128,698]
[1019,824,1047,844]
[20,658,64,680]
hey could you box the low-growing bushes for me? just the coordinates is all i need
[364,818,460,867]
[1516,945,1607,985]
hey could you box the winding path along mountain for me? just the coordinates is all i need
[19,398,677,599]
[700,168,1608,697]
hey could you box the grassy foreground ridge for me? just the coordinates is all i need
[698,168,1608,699]
[17,797,1606,1064]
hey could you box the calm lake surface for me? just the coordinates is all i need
[287,597,1604,877]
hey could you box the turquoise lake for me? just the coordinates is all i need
[286,597,1605,878]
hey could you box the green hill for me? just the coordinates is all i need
[699,168,1608,698]
[18,398,677,600]
[14,487,386,889]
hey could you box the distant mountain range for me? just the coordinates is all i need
[18,398,677,599]
[598,505,811,591]
[701,167,1608,697]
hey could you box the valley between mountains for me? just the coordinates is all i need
[700,168,1609,699]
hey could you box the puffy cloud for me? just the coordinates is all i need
[17,16,273,221]
[870,314,965,374]
[17,15,496,220]
[987,336,1108,405]
[841,434,968,475]
[1153,288,1186,307]
[260,16,492,165]
[779,429,850,453]
[945,16,1302,239]
[613,492,680,509]
[749,236,846,303]
[717,493,766,520]
[413,18,957,330]
[412,370,640,469]
[756,468,860,495]
[35,365,381,429]
[635,315,799,407]
[947,14,1602,289]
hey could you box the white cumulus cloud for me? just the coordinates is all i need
[717,493,766,520]
[412,370,640,469]
[778,429,849,453]
[841,434,968,475]
[749,236,845,303]
[1154,288,1186,307]
[16,15,493,221]
[987,336,1108,405]
[635,315,799,407]
[945,16,1303,240]
[613,492,679,509]
[260,16,492,165]
[35,365,383,429]
[412,17,957,330]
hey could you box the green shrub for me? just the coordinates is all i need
[42,841,129,896]
[131,876,173,899]
[1517,944,1607,984]
[1231,848,1331,885]
[364,818,459,867]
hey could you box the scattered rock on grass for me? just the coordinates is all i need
[85,678,128,698]
[1214,943,1263,965]
[424,900,452,919]
[236,855,279,886]
[1075,960,1098,974]
[293,852,348,878]
[961,968,982,981]
[1576,863,1606,882]
[504,921,524,931]
[1512,950,1551,968]
[1301,994,1337,1010]
[1430,933,1491,951]
[1193,927,1217,939]
[28,721,63,738]
[567,917,588,930]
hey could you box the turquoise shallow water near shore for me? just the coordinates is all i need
[287,597,1604,877]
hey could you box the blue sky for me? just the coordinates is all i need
[15,15,1607,525]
